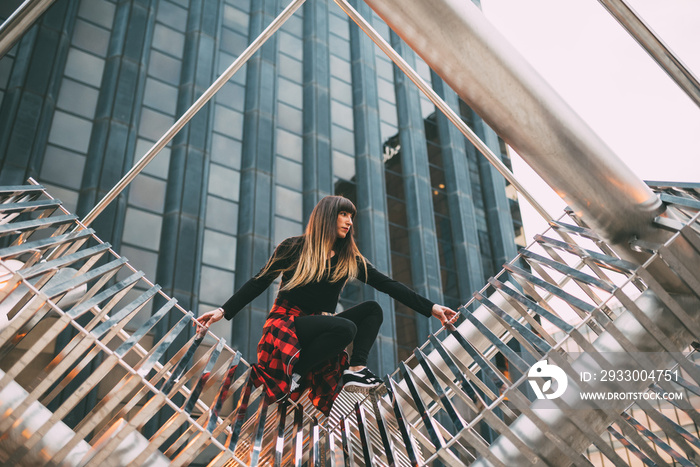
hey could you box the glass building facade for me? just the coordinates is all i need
[0,0,524,375]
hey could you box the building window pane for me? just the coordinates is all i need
[57,79,98,119]
[377,78,396,104]
[217,81,245,112]
[333,151,355,181]
[331,77,352,105]
[223,5,249,32]
[280,13,302,37]
[78,0,115,29]
[329,34,350,60]
[200,265,235,306]
[331,100,353,130]
[208,164,240,201]
[202,230,237,269]
[214,105,244,139]
[48,111,92,153]
[329,14,349,40]
[205,196,238,233]
[143,78,178,115]
[72,19,110,56]
[276,157,302,191]
[277,102,302,134]
[330,55,351,81]
[275,186,302,222]
[149,50,182,85]
[129,174,166,213]
[274,217,302,245]
[376,56,394,81]
[64,48,104,87]
[278,54,302,82]
[276,129,302,162]
[331,124,354,155]
[211,133,241,169]
[277,77,302,109]
[152,24,185,58]
[123,208,163,251]
[120,245,158,280]
[40,146,85,188]
[278,31,303,61]
[157,0,188,31]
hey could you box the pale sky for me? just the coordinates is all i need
[479,0,700,241]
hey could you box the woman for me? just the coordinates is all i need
[197,195,457,415]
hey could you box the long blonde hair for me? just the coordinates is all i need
[259,196,367,290]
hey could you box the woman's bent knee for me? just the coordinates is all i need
[364,300,383,324]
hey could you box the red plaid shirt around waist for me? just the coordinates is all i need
[250,299,348,416]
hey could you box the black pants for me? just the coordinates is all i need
[293,300,383,375]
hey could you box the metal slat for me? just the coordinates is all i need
[413,349,464,432]
[294,406,305,467]
[488,278,574,333]
[0,226,93,259]
[249,396,270,466]
[459,304,534,373]
[0,198,62,214]
[0,213,77,236]
[309,417,321,467]
[354,402,373,466]
[0,185,46,195]
[607,426,656,466]
[534,234,638,274]
[398,361,443,451]
[273,399,289,467]
[520,248,616,293]
[385,378,419,467]
[474,292,550,356]
[370,392,396,467]
[621,412,694,466]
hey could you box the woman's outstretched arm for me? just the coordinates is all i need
[359,260,458,325]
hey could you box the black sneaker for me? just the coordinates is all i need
[343,367,382,391]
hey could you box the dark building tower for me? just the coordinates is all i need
[0,0,524,375]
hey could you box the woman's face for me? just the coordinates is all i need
[336,210,353,239]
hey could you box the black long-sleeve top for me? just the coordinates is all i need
[221,236,434,320]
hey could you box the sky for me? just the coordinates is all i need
[478,0,700,241]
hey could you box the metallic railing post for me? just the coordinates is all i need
[597,0,700,108]
[0,0,57,58]
[78,0,306,229]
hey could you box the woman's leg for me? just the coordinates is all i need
[336,301,383,368]
[294,315,356,376]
